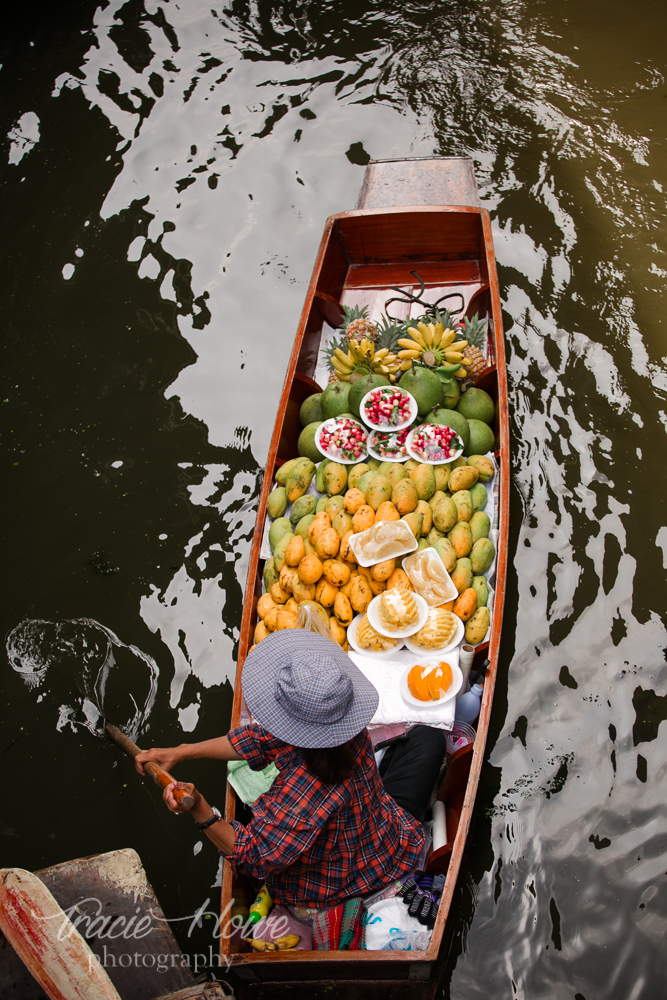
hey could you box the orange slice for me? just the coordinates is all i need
[407,665,432,701]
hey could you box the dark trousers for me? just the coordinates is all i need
[379,725,448,823]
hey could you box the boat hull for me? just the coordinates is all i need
[222,158,508,997]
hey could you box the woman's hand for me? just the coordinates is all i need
[135,746,182,775]
[163,781,202,814]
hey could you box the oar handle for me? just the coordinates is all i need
[105,724,196,812]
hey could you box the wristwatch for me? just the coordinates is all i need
[196,806,222,830]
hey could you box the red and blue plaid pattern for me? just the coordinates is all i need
[227,724,424,907]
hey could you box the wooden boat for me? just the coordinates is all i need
[221,156,508,998]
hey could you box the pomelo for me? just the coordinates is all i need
[321,381,351,420]
[348,373,390,417]
[298,421,323,462]
[426,408,470,451]
[456,386,495,425]
[299,393,323,426]
[467,419,495,455]
[399,367,443,416]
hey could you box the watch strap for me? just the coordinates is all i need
[196,806,222,830]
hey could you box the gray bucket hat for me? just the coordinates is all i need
[241,630,379,748]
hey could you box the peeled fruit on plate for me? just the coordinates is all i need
[407,662,454,701]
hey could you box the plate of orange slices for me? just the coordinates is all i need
[399,660,463,708]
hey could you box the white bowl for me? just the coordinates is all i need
[346,614,405,656]
[403,613,464,655]
[359,387,419,432]
[399,660,463,708]
[366,429,410,463]
[314,418,368,465]
[366,592,429,639]
[405,424,464,465]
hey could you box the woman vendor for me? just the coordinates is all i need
[136,631,446,907]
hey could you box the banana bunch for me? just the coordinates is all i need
[397,321,473,378]
[330,338,406,383]
[250,934,300,952]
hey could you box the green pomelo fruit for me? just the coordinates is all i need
[399,367,443,416]
[348,374,390,417]
[299,393,323,427]
[467,419,495,455]
[426,408,470,451]
[298,421,324,462]
[456,386,495,425]
[320,382,351,420]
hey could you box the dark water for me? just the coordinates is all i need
[2,1,666,996]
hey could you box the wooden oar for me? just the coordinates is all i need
[105,723,196,811]
[0,868,122,1000]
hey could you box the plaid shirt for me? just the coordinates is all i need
[227,724,424,907]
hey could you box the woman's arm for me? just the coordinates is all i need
[135,736,243,775]
[163,781,235,855]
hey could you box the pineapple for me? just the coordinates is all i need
[339,304,378,344]
[458,314,488,382]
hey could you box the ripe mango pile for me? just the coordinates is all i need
[256,449,496,651]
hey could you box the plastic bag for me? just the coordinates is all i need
[296,605,335,641]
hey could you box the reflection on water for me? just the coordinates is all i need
[2,0,667,996]
[6,617,158,739]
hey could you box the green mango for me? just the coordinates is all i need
[323,462,348,497]
[385,464,409,488]
[316,495,329,513]
[366,475,392,511]
[469,511,491,542]
[472,575,489,607]
[348,463,369,490]
[448,521,473,558]
[451,489,473,523]
[428,490,447,512]
[324,495,346,520]
[451,557,473,594]
[470,538,495,575]
[432,496,457,533]
[470,483,488,512]
[316,458,332,494]
[357,471,377,498]
[467,454,495,482]
[410,463,437,501]
[434,465,450,492]
[426,526,444,546]
[295,514,315,539]
[273,531,294,571]
[290,493,318,525]
[275,457,301,486]
[285,458,315,503]
[366,458,382,471]
[403,459,419,472]
[391,478,419,515]
[267,486,288,520]
[332,511,353,538]
[269,517,292,553]
[432,537,457,573]
[401,511,423,538]
[263,558,279,592]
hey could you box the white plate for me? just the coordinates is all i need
[359,387,418,432]
[347,614,406,656]
[403,613,464,655]
[367,592,429,638]
[366,429,411,463]
[402,548,458,606]
[399,660,463,708]
[314,418,368,465]
[348,520,418,568]
[405,424,464,465]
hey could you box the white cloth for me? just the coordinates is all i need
[349,649,459,729]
